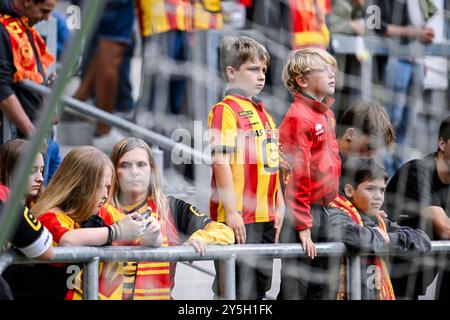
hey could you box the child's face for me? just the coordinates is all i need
[345,129,378,158]
[116,148,151,200]
[344,178,386,216]
[298,63,335,100]
[27,153,44,198]
[227,59,267,97]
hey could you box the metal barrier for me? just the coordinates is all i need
[1,241,450,300]
[18,80,211,165]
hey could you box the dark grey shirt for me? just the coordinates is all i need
[326,204,431,300]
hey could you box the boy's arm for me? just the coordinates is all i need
[282,118,316,257]
[211,151,246,244]
[274,180,285,243]
[0,94,35,137]
[328,209,387,253]
[385,219,431,253]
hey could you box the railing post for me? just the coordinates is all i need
[361,53,373,101]
[218,255,236,300]
[83,257,99,300]
[348,255,362,300]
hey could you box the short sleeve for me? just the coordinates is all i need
[11,207,52,258]
[208,103,238,154]
[39,212,74,245]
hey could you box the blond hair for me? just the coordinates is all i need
[282,48,337,95]
[110,138,167,224]
[220,35,270,81]
[32,146,115,223]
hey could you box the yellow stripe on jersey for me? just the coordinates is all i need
[134,288,171,293]
[137,262,169,268]
[134,295,171,300]
[136,269,170,276]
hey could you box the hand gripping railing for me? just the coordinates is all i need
[2,241,450,300]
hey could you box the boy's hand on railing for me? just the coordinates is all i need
[418,27,434,44]
[226,211,246,244]
[184,238,207,256]
[274,207,285,243]
[299,229,316,259]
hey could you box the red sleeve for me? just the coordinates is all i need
[280,116,314,231]
[39,212,71,245]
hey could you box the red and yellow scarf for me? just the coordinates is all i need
[0,14,54,83]
[288,0,330,49]
[120,198,175,300]
[329,194,395,300]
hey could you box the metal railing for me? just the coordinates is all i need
[1,241,450,300]
[19,80,210,165]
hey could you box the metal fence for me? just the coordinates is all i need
[2,241,450,300]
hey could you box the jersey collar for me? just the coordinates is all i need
[295,91,334,114]
[225,88,264,110]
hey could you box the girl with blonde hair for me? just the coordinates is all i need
[109,137,234,300]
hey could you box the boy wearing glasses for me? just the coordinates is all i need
[278,48,341,300]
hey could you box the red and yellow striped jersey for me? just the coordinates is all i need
[208,94,280,224]
[289,0,330,49]
[39,205,127,300]
[136,0,223,37]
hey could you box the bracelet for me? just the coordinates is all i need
[106,225,114,246]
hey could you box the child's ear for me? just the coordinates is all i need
[438,137,447,152]
[295,75,308,89]
[226,66,236,81]
[344,184,354,198]
[344,128,356,142]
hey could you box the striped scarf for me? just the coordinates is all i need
[0,14,54,83]
[120,197,175,300]
[288,0,330,49]
[329,194,395,300]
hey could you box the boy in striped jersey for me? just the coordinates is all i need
[208,36,285,300]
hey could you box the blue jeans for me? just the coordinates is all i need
[384,57,414,145]
[383,58,422,176]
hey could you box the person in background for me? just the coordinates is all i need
[72,0,135,151]
[0,139,53,300]
[0,0,56,142]
[386,115,450,299]
[335,101,396,166]
[327,157,431,300]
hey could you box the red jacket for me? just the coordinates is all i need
[279,93,341,231]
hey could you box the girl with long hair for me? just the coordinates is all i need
[0,139,53,300]
[109,137,234,300]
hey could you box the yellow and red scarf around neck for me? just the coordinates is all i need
[120,197,174,300]
[0,14,54,83]
[329,194,395,300]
